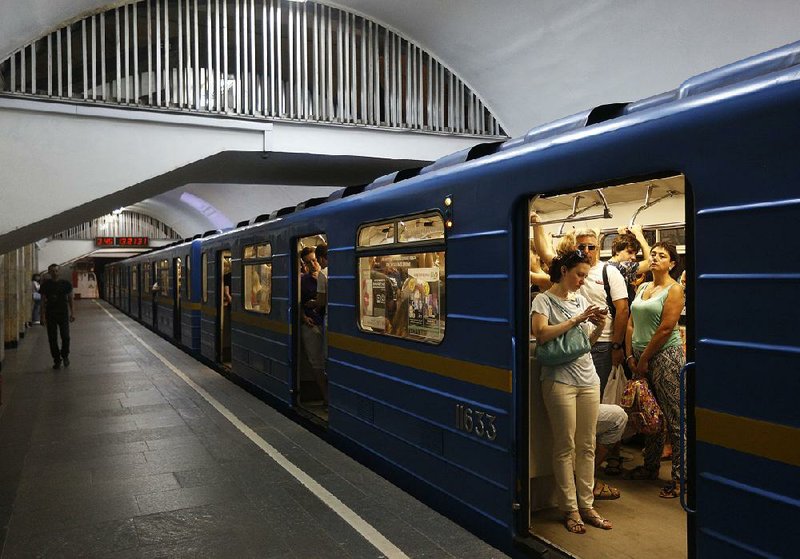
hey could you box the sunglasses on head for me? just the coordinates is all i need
[577,243,597,251]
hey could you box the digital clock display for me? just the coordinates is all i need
[117,237,149,246]
[94,237,150,247]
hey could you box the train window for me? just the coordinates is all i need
[131,266,138,293]
[201,252,208,303]
[143,265,150,295]
[243,242,272,314]
[243,242,271,259]
[358,222,395,247]
[398,214,445,243]
[185,254,191,297]
[176,258,183,296]
[357,251,445,344]
[159,259,170,296]
[658,226,685,246]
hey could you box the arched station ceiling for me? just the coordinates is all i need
[3,0,800,245]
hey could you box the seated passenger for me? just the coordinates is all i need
[593,404,627,500]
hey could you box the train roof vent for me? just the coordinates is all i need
[679,40,800,99]
[183,238,192,243]
[467,140,506,161]
[192,234,202,240]
[327,184,367,201]
[202,229,222,238]
[235,219,251,228]
[523,103,628,145]
[365,167,422,191]
[496,136,526,153]
[268,206,296,220]
[420,148,470,176]
[295,197,327,211]
[253,213,271,223]
[624,89,679,115]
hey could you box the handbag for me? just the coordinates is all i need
[602,364,626,405]
[620,378,664,435]
[534,294,591,366]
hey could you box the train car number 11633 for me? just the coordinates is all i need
[455,404,497,441]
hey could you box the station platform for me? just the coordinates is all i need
[0,300,506,559]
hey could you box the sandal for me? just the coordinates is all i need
[604,455,623,476]
[623,465,659,480]
[564,511,586,534]
[593,480,621,500]
[580,508,613,530]
[659,480,680,499]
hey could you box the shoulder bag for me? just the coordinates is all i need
[534,294,591,366]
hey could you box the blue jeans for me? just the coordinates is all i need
[591,342,613,396]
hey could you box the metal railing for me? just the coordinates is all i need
[0,0,506,137]
[49,211,183,241]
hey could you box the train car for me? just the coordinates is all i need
[106,42,800,558]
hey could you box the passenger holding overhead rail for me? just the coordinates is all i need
[530,250,612,534]
[624,242,686,498]
[532,213,630,397]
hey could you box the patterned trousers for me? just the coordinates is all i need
[633,344,685,481]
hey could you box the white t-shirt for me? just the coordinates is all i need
[579,261,627,342]
[531,292,598,387]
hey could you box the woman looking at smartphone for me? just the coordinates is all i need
[531,250,612,534]
[624,242,686,498]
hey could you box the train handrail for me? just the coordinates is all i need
[629,184,678,226]
[679,360,696,514]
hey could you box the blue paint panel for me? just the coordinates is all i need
[697,444,796,559]
[332,409,512,530]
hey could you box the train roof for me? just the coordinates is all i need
[170,40,800,246]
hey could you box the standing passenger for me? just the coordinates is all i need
[31,273,42,325]
[624,242,686,498]
[530,251,612,533]
[40,264,75,369]
[300,247,327,405]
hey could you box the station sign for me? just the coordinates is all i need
[94,237,150,247]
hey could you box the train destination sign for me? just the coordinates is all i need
[95,237,150,247]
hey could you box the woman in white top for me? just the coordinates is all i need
[31,273,42,325]
[531,250,612,534]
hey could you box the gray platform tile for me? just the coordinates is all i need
[22,440,149,468]
[9,493,141,536]
[120,391,169,408]
[1,517,139,558]
[133,411,187,431]
[135,481,244,516]
[173,467,235,489]
[16,468,93,494]
[143,444,218,471]
[144,434,203,452]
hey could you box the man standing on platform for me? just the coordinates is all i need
[40,263,75,369]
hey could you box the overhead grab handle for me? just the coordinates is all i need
[629,184,678,227]
[536,191,613,233]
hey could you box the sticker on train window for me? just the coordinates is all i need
[357,251,445,343]
[358,222,395,247]
[398,215,445,243]
[158,259,170,296]
[244,243,272,259]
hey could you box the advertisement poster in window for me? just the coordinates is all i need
[361,270,384,330]
[406,267,440,339]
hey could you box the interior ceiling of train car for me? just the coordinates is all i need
[2,0,799,255]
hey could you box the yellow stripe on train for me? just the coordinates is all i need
[328,332,512,393]
[696,407,800,467]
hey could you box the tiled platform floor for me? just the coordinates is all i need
[0,300,506,558]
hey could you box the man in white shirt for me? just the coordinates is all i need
[574,229,629,394]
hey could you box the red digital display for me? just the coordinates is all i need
[94,237,150,247]
[117,237,149,246]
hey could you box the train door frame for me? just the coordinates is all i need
[292,233,329,421]
[151,261,158,328]
[135,263,141,319]
[217,249,232,367]
[173,256,182,341]
[516,176,696,557]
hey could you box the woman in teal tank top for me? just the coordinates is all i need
[624,242,686,498]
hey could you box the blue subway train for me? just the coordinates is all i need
[105,41,800,558]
